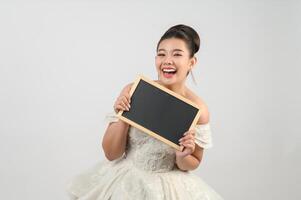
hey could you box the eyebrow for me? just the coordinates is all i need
[157,49,184,52]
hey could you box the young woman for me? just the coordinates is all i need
[67,24,223,200]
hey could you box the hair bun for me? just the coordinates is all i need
[176,24,200,54]
[160,24,200,56]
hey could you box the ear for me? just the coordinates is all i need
[190,56,197,69]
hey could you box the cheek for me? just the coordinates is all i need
[155,58,161,68]
[177,61,189,70]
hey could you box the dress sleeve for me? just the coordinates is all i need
[194,123,213,149]
[103,111,119,125]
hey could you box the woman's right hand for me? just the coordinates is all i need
[113,83,132,114]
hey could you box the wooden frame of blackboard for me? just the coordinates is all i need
[117,75,202,151]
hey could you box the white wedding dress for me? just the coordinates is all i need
[66,112,223,200]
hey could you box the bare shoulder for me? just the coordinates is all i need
[186,88,210,125]
[121,82,134,93]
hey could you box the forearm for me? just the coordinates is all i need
[102,120,129,161]
[176,154,200,171]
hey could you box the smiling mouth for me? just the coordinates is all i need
[161,68,177,79]
[162,68,177,74]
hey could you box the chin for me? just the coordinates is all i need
[159,75,177,86]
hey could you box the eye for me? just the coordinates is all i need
[174,53,182,56]
[157,53,165,57]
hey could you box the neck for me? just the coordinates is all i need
[157,80,187,97]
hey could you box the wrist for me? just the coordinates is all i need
[117,119,130,128]
[176,153,190,163]
[175,154,198,171]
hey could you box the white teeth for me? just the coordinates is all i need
[162,68,176,72]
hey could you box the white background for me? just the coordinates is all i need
[0,1,300,199]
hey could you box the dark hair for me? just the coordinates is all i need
[156,24,200,58]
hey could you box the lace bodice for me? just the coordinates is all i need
[125,126,176,172]
[104,112,213,173]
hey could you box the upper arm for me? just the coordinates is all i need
[192,98,209,163]
[196,99,210,125]
[121,82,134,94]
[192,145,204,163]
[187,89,210,125]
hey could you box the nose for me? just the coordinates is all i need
[163,55,173,66]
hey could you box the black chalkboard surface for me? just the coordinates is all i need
[117,75,201,151]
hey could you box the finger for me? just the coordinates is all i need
[179,139,195,146]
[179,135,195,142]
[184,134,195,139]
[114,107,118,113]
[121,95,131,108]
[115,105,124,112]
[124,93,131,103]
[178,149,190,156]
[181,139,195,146]
[188,129,196,135]
[114,106,121,113]
[122,104,129,111]
[180,147,193,156]
[180,140,195,146]
[183,134,195,140]
[120,100,129,111]
[114,107,120,113]
[184,129,195,136]
[122,93,130,102]
[191,131,196,136]
[183,140,195,146]
[113,103,119,112]
[182,143,195,150]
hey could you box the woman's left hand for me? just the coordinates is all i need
[176,129,196,158]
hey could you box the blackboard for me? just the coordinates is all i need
[117,75,201,151]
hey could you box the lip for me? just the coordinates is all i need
[161,66,176,70]
[161,67,177,74]
[162,71,175,79]
[161,66,177,79]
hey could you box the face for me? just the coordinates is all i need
[155,38,196,86]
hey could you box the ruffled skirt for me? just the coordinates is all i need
[66,157,223,200]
